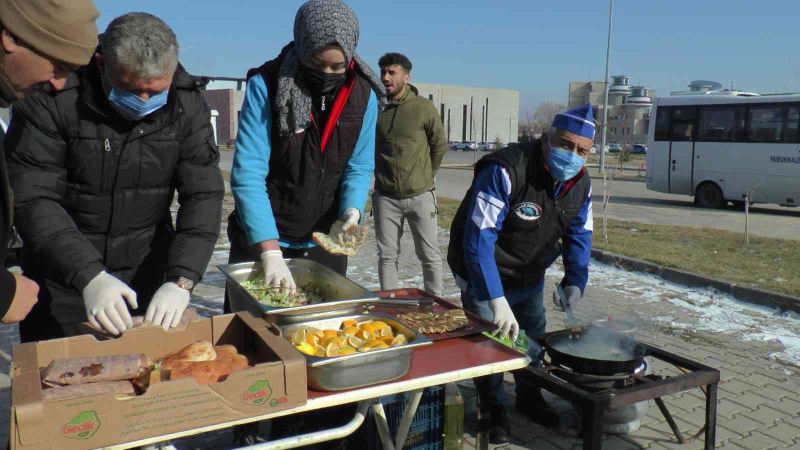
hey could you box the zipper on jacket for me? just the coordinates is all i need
[101,138,112,193]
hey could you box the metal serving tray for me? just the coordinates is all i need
[281,313,433,391]
[219,260,379,325]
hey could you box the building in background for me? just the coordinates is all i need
[200,78,520,147]
[568,75,655,147]
[200,78,246,147]
[401,82,519,145]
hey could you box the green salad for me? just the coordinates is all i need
[240,279,321,307]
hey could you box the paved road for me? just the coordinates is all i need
[219,149,800,241]
[435,151,800,241]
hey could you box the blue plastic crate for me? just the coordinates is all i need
[367,385,445,450]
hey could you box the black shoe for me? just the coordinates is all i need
[515,390,559,428]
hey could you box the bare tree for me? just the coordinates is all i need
[533,102,566,133]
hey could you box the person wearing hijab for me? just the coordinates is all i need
[227,0,384,307]
[227,3,382,444]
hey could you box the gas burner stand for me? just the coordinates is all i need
[528,332,721,450]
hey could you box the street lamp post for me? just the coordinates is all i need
[599,0,614,174]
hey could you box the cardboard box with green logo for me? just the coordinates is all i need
[10,312,307,449]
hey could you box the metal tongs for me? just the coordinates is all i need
[369,297,435,310]
[555,283,584,331]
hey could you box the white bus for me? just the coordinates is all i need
[646,95,800,208]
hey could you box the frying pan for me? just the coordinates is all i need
[544,324,647,375]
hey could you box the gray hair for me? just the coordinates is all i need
[101,12,179,79]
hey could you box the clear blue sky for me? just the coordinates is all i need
[95,0,800,116]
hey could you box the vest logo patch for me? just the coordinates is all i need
[513,202,542,221]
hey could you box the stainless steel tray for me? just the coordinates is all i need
[281,313,432,391]
[219,260,379,325]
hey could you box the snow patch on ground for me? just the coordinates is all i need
[549,258,800,367]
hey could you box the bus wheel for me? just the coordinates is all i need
[695,182,724,209]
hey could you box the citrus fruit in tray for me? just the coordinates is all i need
[288,320,407,357]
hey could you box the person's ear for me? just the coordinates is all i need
[404,71,411,84]
[1,30,19,54]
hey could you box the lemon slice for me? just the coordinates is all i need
[372,342,390,350]
[325,342,340,357]
[314,344,326,357]
[378,326,394,338]
[390,334,408,347]
[289,328,307,345]
[348,335,366,348]
[338,347,357,356]
[307,327,324,338]
[295,342,316,356]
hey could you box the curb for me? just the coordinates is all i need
[590,249,800,314]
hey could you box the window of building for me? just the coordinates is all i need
[783,105,800,142]
[747,106,784,142]
[698,107,745,141]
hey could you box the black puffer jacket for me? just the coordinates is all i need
[4,62,224,322]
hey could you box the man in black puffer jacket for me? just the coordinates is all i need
[5,13,223,341]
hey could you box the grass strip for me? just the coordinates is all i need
[432,197,799,297]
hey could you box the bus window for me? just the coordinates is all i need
[671,123,694,141]
[699,107,745,142]
[783,106,799,142]
[747,106,783,142]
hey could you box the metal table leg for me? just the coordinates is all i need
[705,383,718,450]
[394,389,423,450]
[372,401,395,450]
[371,389,424,450]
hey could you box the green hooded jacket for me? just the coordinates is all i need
[375,84,446,198]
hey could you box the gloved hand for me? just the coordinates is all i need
[552,285,583,311]
[261,250,296,294]
[489,296,519,341]
[330,208,360,236]
[82,271,137,335]
[145,282,191,331]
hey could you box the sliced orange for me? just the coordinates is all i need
[305,334,319,346]
[342,326,358,336]
[323,329,338,338]
[379,336,395,345]
[341,319,358,329]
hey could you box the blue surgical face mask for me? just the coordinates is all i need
[547,146,586,181]
[108,86,168,121]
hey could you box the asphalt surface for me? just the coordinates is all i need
[219,149,800,241]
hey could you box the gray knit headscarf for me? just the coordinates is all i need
[276,0,386,135]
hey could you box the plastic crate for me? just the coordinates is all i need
[367,385,445,450]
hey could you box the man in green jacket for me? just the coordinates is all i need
[375,53,446,297]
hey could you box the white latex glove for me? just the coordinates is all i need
[82,271,137,335]
[261,250,297,294]
[145,282,191,331]
[330,208,360,235]
[552,285,583,311]
[489,296,519,341]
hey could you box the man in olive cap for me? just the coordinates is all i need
[0,0,99,325]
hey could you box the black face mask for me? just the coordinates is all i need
[300,66,346,96]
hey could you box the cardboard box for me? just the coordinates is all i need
[10,312,307,449]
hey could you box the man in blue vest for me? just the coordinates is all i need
[448,104,595,443]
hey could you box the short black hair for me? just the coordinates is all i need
[378,53,412,73]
